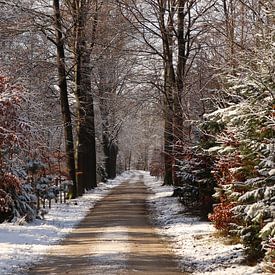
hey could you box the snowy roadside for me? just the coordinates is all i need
[142,171,265,275]
[0,172,132,275]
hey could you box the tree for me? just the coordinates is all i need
[207,3,274,261]
[53,0,77,198]
[93,2,143,179]
[0,0,78,197]
[67,0,100,193]
[118,0,216,185]
[0,76,37,222]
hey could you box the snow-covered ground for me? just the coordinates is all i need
[0,170,268,274]
[0,172,132,275]
[142,171,267,275]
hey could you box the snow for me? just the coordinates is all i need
[0,172,131,275]
[0,170,269,274]
[268,169,275,176]
[141,171,266,275]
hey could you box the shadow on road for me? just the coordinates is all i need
[26,180,186,274]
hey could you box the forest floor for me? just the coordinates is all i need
[0,171,265,274]
[26,175,183,274]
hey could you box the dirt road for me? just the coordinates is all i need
[27,174,184,274]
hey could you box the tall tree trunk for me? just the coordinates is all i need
[223,0,235,66]
[159,1,176,185]
[173,0,186,186]
[73,1,97,194]
[128,150,132,170]
[99,84,118,179]
[163,63,175,185]
[75,47,97,193]
[53,0,77,198]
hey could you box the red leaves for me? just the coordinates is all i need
[212,153,243,186]
[0,189,13,214]
[0,76,25,150]
[208,202,236,231]
[263,238,275,273]
[40,150,69,178]
[0,173,21,193]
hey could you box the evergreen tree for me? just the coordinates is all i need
[206,22,274,263]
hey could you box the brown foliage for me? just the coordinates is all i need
[208,201,236,231]
[0,173,21,193]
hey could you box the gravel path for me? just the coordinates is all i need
[27,175,184,274]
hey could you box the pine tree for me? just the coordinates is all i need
[206,22,274,262]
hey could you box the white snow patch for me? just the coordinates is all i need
[0,172,131,275]
[141,171,266,275]
[268,168,275,176]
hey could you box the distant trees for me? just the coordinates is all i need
[118,103,163,172]
[92,3,132,179]
[118,0,216,184]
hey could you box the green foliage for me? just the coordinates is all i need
[0,172,37,223]
[202,21,275,265]
[176,145,217,217]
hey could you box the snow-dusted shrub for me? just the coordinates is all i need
[176,145,216,217]
[35,176,56,199]
[97,165,108,183]
[0,76,38,223]
[0,173,37,223]
[204,15,274,261]
[26,159,61,208]
[0,189,14,223]
[205,92,274,257]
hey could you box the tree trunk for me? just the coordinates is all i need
[53,0,77,198]
[173,0,186,186]
[102,132,118,179]
[159,2,176,185]
[163,116,174,185]
[75,48,97,193]
[73,3,97,194]
[163,63,175,186]
[128,151,132,170]
[108,142,118,178]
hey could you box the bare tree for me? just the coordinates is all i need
[66,0,100,193]
[118,0,216,185]
[53,0,77,197]
[92,2,136,179]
